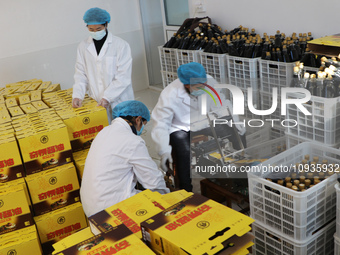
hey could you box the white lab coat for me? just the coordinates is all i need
[151,76,245,157]
[80,117,169,217]
[72,31,134,122]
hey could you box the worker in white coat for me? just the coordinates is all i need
[72,7,134,123]
[80,100,169,217]
[151,62,245,192]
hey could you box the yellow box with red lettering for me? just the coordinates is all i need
[0,185,34,237]
[52,227,94,254]
[25,163,80,216]
[61,108,108,151]
[140,193,254,255]
[53,224,155,255]
[0,226,42,255]
[16,124,73,175]
[88,190,170,239]
[34,202,88,255]
[0,134,25,182]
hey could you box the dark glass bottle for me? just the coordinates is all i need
[227,40,239,56]
[252,40,262,58]
[289,41,299,62]
[264,51,271,60]
[276,48,283,62]
[308,32,313,41]
[261,38,271,59]
[274,30,282,49]
[251,28,257,37]
[203,38,215,52]
[188,35,201,50]
[164,33,177,48]
[218,36,228,53]
[171,35,182,48]
[290,66,301,87]
[282,45,291,62]
[271,48,277,61]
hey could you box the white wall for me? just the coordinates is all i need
[0,0,149,92]
[188,0,340,39]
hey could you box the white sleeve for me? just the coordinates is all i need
[151,91,174,156]
[130,140,170,194]
[103,42,132,103]
[72,44,89,100]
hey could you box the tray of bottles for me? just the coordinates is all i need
[227,55,260,90]
[248,142,338,241]
[259,59,295,93]
[252,220,335,255]
[176,49,202,67]
[199,52,228,84]
[160,71,178,88]
[286,93,340,146]
[158,46,178,73]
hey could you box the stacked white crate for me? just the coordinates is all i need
[227,55,260,120]
[200,52,228,85]
[158,46,178,88]
[248,142,338,254]
[334,183,340,252]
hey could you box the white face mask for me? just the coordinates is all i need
[90,29,106,40]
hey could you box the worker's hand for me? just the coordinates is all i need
[160,152,173,172]
[98,98,110,109]
[72,98,83,108]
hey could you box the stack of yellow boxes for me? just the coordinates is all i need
[43,89,108,152]
[72,148,89,181]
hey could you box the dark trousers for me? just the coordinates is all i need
[170,130,192,192]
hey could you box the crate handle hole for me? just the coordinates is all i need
[182,53,188,56]
[235,60,243,65]
[269,64,279,69]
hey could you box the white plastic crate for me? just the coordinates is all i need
[158,46,178,73]
[199,52,228,83]
[246,122,271,148]
[227,56,260,91]
[161,71,178,88]
[304,66,319,76]
[286,93,340,146]
[270,127,286,139]
[248,142,339,241]
[335,234,340,254]
[259,59,295,93]
[260,91,287,123]
[335,183,340,238]
[286,133,340,150]
[176,49,201,66]
[252,220,335,255]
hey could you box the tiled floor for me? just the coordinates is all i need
[135,88,204,194]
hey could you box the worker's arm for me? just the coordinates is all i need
[130,140,170,194]
[102,42,132,103]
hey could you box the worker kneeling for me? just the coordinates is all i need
[80,100,170,217]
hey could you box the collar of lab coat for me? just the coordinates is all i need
[86,31,113,59]
[176,80,191,107]
[112,117,134,132]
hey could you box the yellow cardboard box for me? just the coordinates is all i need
[25,163,80,216]
[0,96,4,104]
[140,193,254,255]
[39,81,52,91]
[0,185,34,237]
[0,178,31,208]
[20,103,38,114]
[30,90,42,101]
[18,95,31,105]
[0,113,11,125]
[161,190,193,206]
[89,190,171,239]
[31,100,49,110]
[72,149,89,180]
[34,202,88,255]
[43,84,61,93]
[27,82,42,91]
[16,84,32,94]
[0,226,42,255]
[53,224,155,255]
[52,227,94,254]
[8,106,24,117]
[0,134,25,182]
[16,123,73,175]
[5,98,18,108]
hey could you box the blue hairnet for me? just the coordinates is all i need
[177,62,207,85]
[83,7,111,25]
[112,100,151,121]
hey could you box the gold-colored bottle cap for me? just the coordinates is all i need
[305,179,311,186]
[307,172,314,179]
[299,176,306,182]
[313,156,319,162]
[294,180,300,186]
[322,159,328,164]
[299,183,305,190]
[277,180,284,185]
[292,185,298,191]
[304,155,310,160]
[286,182,293,188]
[319,172,325,178]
